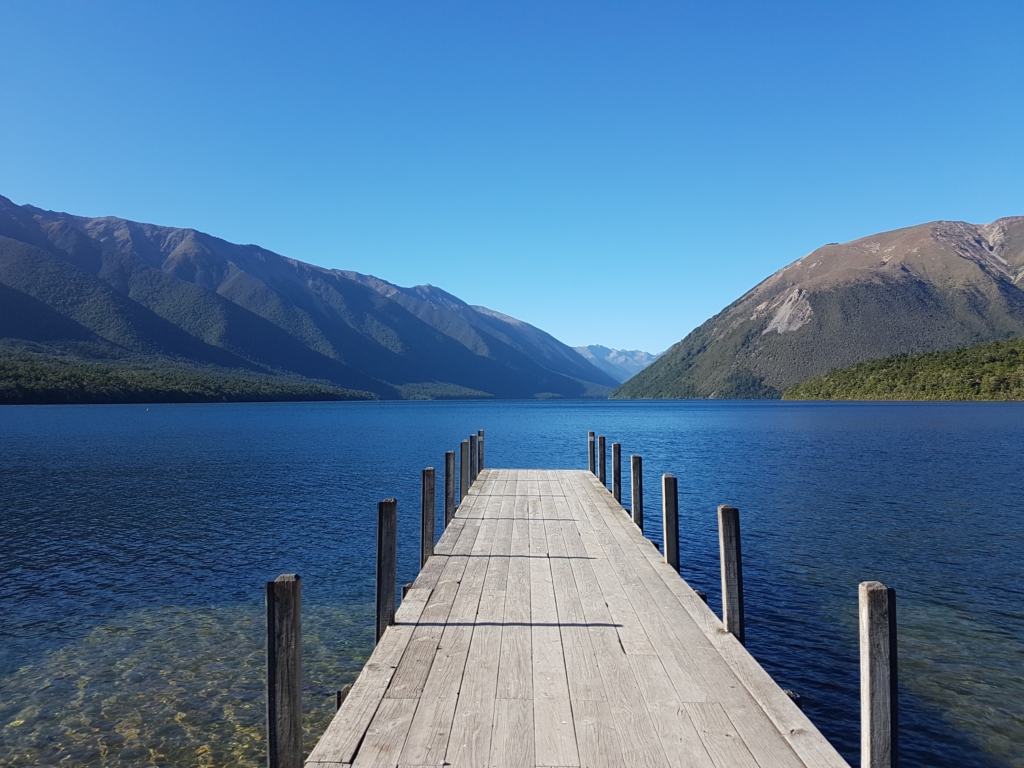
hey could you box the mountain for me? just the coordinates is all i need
[0,195,618,400]
[783,337,1024,401]
[573,345,662,383]
[614,216,1024,399]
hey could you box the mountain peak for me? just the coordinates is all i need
[615,215,1024,399]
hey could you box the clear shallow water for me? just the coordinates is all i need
[1,400,1022,767]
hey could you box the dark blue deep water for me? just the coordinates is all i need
[1,401,1022,766]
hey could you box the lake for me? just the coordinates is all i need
[1,400,1022,767]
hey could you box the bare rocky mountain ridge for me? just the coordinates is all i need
[0,195,618,399]
[614,216,1024,399]
[573,345,662,383]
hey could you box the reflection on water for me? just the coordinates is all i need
[1,400,1022,766]
[0,604,370,767]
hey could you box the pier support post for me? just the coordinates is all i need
[588,431,596,474]
[460,440,469,504]
[612,443,621,503]
[478,429,485,470]
[717,505,744,645]
[421,468,435,568]
[662,474,679,572]
[376,499,397,644]
[598,435,606,487]
[470,433,478,483]
[266,574,302,768]
[631,455,643,531]
[444,451,456,527]
[860,581,898,768]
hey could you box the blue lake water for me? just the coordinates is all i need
[1,400,1022,767]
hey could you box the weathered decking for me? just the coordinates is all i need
[306,469,848,768]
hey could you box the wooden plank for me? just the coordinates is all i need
[490,699,535,768]
[445,615,501,767]
[551,491,658,658]
[543,497,605,702]
[569,473,816,768]
[419,518,495,700]
[445,524,506,767]
[306,592,430,765]
[483,499,514,594]
[386,515,482,700]
[627,655,717,768]
[351,697,418,768]
[529,498,579,768]
[572,473,841,767]
[685,702,761,768]
[397,696,459,766]
[310,468,846,768]
[495,496,532,700]
[571,700,624,768]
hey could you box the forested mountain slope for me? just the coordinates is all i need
[0,195,616,400]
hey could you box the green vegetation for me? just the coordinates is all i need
[783,337,1024,401]
[0,349,376,405]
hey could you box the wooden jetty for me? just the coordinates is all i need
[303,466,853,768]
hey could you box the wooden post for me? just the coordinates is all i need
[266,574,302,768]
[598,435,606,486]
[612,442,621,503]
[631,455,643,530]
[460,440,469,504]
[469,433,478,483]
[444,451,455,527]
[860,581,898,768]
[335,683,352,712]
[588,431,596,474]
[717,504,744,645]
[478,429,485,469]
[421,467,435,568]
[376,499,397,644]
[662,474,679,572]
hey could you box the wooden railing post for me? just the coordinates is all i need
[631,455,643,530]
[421,468,435,568]
[598,435,606,487]
[470,433,478,482]
[460,440,469,504]
[266,573,302,768]
[478,429,485,469]
[588,431,596,474]
[612,442,621,503]
[444,451,456,527]
[717,504,744,644]
[662,474,679,572]
[376,499,397,644]
[860,581,898,768]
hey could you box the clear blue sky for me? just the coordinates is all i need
[2,1,1021,352]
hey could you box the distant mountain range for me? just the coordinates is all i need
[615,216,1024,399]
[0,195,618,400]
[573,345,661,383]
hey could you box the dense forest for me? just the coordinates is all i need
[783,337,1024,401]
[0,349,375,405]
